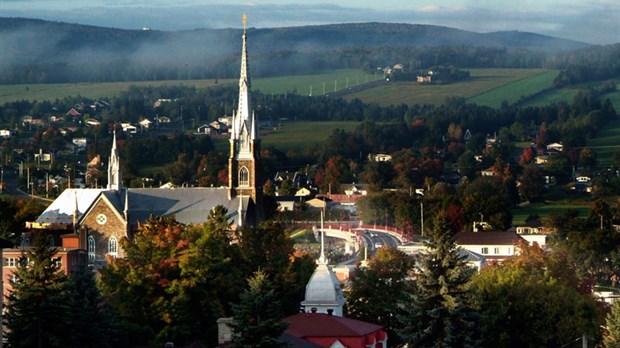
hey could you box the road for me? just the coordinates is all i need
[359,228,401,253]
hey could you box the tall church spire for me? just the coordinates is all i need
[228,14,263,211]
[107,129,122,190]
[232,13,255,141]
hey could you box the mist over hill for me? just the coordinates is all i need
[0,17,592,84]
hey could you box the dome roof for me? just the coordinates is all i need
[302,263,346,306]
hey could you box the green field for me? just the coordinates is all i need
[0,79,235,104]
[468,69,559,107]
[260,121,360,150]
[344,68,557,107]
[587,119,620,167]
[252,69,382,96]
[209,120,361,153]
[512,202,590,226]
[0,70,379,105]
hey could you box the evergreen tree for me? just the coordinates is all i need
[397,211,479,347]
[65,264,116,348]
[604,298,620,348]
[230,270,290,348]
[4,232,71,348]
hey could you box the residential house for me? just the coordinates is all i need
[370,153,392,162]
[456,231,525,262]
[72,138,87,151]
[342,183,369,196]
[156,116,172,125]
[121,122,137,134]
[306,197,332,210]
[0,130,11,139]
[85,118,101,126]
[139,119,153,129]
[546,142,563,152]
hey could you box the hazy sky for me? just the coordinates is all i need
[1,0,619,44]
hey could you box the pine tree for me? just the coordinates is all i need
[230,270,290,348]
[65,264,116,348]
[398,211,479,347]
[605,299,620,348]
[4,232,71,348]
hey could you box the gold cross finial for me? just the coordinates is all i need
[243,13,247,30]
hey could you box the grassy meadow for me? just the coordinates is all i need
[512,201,591,226]
[587,119,620,167]
[0,79,235,104]
[252,69,382,96]
[344,68,557,107]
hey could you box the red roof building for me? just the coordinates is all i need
[283,312,388,348]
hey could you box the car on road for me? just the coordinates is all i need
[374,241,383,249]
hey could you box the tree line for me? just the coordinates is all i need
[5,207,619,347]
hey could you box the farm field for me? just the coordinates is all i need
[260,121,360,151]
[344,68,557,107]
[0,69,379,105]
[0,79,235,104]
[252,69,382,96]
[468,69,559,107]
[587,119,620,168]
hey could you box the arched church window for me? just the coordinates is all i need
[88,235,96,263]
[108,236,118,258]
[239,167,250,187]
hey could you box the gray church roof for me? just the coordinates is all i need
[125,187,246,227]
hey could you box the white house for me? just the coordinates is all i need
[546,142,563,152]
[456,231,525,262]
[121,123,137,134]
[0,130,11,139]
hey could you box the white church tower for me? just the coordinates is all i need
[107,129,122,191]
[301,211,346,316]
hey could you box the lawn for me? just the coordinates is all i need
[345,68,556,107]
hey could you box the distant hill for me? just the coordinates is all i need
[0,17,591,84]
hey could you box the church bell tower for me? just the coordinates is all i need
[228,14,262,208]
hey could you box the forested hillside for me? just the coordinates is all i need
[0,17,598,84]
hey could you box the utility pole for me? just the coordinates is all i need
[420,202,424,237]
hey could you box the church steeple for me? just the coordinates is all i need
[228,14,262,211]
[107,129,122,191]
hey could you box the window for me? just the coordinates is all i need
[88,235,96,263]
[239,166,249,187]
[4,257,17,267]
[494,247,500,255]
[108,236,118,258]
[481,247,489,255]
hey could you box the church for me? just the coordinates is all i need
[28,17,262,265]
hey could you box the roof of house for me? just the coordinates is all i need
[283,312,382,337]
[456,231,524,245]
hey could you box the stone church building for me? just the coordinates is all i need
[28,21,263,266]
